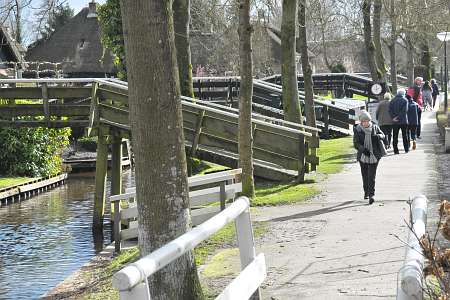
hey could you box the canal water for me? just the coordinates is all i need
[0,171,134,300]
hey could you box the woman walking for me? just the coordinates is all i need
[422,80,433,111]
[406,94,419,150]
[353,110,386,205]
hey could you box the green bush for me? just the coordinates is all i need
[0,127,70,177]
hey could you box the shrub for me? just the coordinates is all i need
[0,127,70,177]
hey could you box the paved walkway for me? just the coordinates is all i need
[254,110,440,299]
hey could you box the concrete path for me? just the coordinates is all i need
[255,110,439,299]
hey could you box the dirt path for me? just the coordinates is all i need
[253,111,439,299]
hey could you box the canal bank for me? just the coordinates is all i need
[0,170,134,300]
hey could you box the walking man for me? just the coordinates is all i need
[376,93,393,148]
[389,89,409,154]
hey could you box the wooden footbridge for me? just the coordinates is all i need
[191,76,366,136]
[0,77,320,228]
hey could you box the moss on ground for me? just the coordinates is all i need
[202,248,240,278]
[0,177,36,189]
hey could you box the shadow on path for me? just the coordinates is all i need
[268,201,367,222]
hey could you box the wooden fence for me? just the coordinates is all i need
[110,169,243,253]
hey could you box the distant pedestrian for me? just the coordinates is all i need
[376,93,393,148]
[406,94,419,150]
[353,110,386,205]
[431,79,440,108]
[389,89,409,154]
[407,77,423,138]
[422,80,433,110]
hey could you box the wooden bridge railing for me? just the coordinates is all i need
[110,169,242,253]
[0,78,318,181]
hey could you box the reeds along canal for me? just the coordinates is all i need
[0,170,134,300]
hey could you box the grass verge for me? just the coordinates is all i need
[0,177,36,189]
[252,136,354,206]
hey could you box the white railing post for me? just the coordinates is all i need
[235,204,261,299]
[397,195,427,300]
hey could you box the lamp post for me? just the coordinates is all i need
[437,32,450,111]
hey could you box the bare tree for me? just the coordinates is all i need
[281,0,303,124]
[298,0,316,128]
[238,0,255,198]
[174,0,194,98]
[120,0,204,298]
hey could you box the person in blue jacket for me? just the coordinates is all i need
[406,94,419,150]
[389,89,409,154]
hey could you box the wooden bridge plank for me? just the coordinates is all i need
[0,87,91,99]
[0,104,90,117]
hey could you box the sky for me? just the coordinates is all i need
[67,0,106,14]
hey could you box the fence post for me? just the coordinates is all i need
[297,134,306,183]
[220,181,226,210]
[235,200,261,300]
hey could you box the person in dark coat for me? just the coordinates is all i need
[406,94,419,150]
[353,110,385,204]
[431,79,440,108]
[407,77,423,138]
[376,93,393,148]
[389,89,409,154]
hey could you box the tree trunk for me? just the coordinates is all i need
[373,0,386,82]
[120,1,203,299]
[421,41,432,81]
[238,0,255,199]
[362,0,379,82]
[14,0,22,44]
[281,0,303,124]
[389,0,397,93]
[406,35,415,86]
[298,0,316,128]
[173,0,194,98]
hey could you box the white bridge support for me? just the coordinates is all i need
[397,195,427,300]
[112,196,266,300]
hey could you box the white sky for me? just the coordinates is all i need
[67,0,106,14]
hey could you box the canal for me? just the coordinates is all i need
[0,171,134,300]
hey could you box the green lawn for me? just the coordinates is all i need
[252,136,354,206]
[0,177,36,189]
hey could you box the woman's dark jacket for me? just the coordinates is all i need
[432,82,440,97]
[353,124,386,162]
[407,100,419,126]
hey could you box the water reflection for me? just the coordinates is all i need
[0,170,134,300]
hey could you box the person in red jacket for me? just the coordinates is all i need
[407,77,423,138]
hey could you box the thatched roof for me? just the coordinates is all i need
[26,6,116,76]
[0,26,25,63]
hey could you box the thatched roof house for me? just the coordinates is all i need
[0,26,25,77]
[26,2,116,78]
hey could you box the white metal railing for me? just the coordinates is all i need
[397,195,427,300]
[112,196,266,300]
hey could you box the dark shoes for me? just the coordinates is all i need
[364,193,369,199]
[369,197,375,205]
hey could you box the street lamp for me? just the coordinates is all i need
[437,32,450,111]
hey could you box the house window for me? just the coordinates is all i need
[79,39,85,49]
